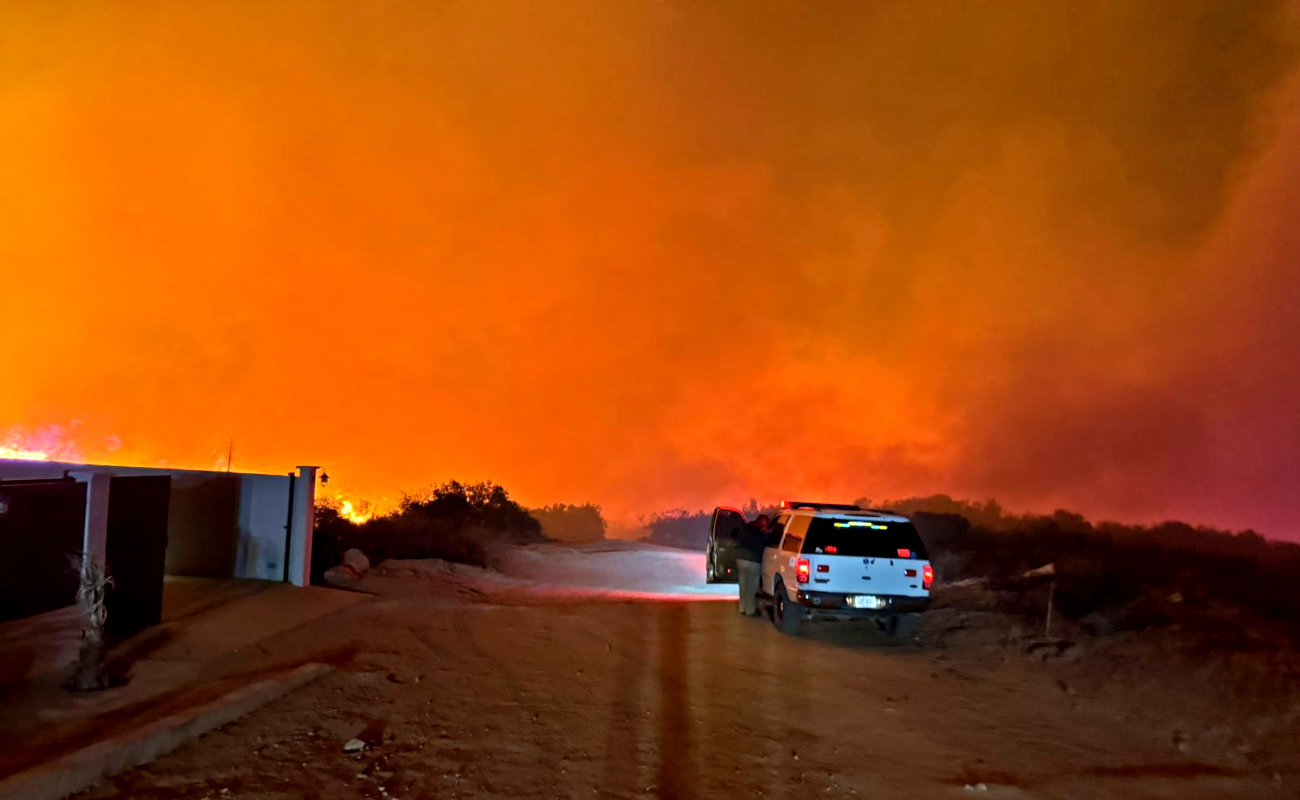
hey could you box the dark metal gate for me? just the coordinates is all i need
[0,479,87,624]
[104,475,171,639]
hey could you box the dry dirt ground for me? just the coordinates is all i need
[75,547,1300,800]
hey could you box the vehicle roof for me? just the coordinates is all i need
[783,508,911,524]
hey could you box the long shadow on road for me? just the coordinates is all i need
[655,605,696,800]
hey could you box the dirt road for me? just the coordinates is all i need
[77,544,1297,800]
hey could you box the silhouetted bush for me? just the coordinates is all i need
[886,495,1300,629]
[530,503,607,542]
[641,500,779,549]
[641,509,710,549]
[312,480,545,582]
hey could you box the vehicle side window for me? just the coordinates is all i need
[714,509,745,541]
[769,515,788,537]
[765,524,783,548]
[780,534,803,553]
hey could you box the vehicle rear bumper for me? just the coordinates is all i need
[793,589,930,617]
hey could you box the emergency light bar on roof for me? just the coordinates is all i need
[780,500,863,511]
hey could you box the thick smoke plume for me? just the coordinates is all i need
[1,1,1297,535]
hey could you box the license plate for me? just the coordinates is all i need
[847,595,887,609]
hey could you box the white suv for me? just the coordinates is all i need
[758,502,933,636]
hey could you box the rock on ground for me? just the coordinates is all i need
[324,565,362,586]
[342,549,371,575]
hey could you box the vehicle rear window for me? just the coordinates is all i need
[802,518,929,559]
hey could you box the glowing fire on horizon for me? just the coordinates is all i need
[339,498,374,524]
[0,444,50,461]
[1,428,60,461]
[323,492,381,524]
[1,426,95,464]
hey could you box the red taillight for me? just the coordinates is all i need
[897,548,912,558]
[904,569,917,577]
[825,545,838,554]
[796,558,810,583]
[922,564,934,589]
[816,564,829,573]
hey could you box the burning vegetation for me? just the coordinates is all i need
[318,493,382,525]
[0,444,49,460]
[0,426,70,461]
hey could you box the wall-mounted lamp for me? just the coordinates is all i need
[320,471,330,485]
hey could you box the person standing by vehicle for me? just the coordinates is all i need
[734,514,770,616]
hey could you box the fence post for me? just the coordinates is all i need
[1045,579,1056,638]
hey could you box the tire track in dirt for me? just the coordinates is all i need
[454,611,567,798]
[406,610,567,797]
[598,607,650,798]
[655,604,696,799]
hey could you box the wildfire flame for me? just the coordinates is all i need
[323,493,380,524]
[1,425,84,463]
[0,444,50,460]
[338,498,374,524]
[2,430,55,461]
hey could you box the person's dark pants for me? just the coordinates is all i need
[736,559,761,616]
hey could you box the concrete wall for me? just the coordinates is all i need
[0,460,317,586]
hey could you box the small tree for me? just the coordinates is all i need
[530,503,607,542]
[64,552,114,691]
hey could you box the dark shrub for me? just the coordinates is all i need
[641,501,778,550]
[397,480,544,544]
[311,480,545,583]
[641,508,711,549]
[530,503,607,542]
[892,496,1300,628]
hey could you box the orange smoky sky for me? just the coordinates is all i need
[2,1,1298,537]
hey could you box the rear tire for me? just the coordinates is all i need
[772,580,804,635]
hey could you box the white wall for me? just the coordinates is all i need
[235,472,295,581]
[0,459,316,585]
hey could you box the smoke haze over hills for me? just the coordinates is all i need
[2,1,1298,537]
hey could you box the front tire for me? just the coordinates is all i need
[772,580,804,635]
[705,548,718,584]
